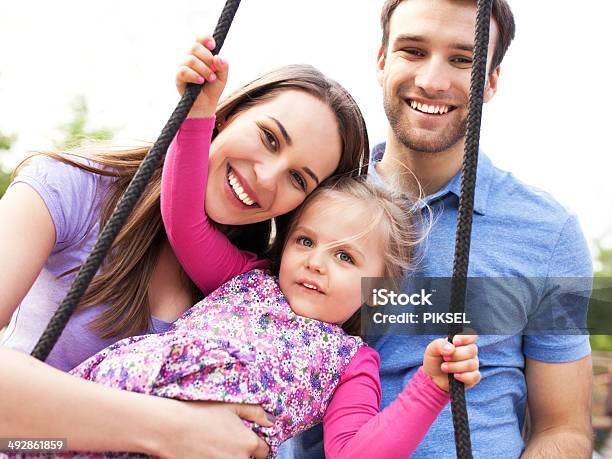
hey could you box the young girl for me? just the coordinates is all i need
[42,38,480,458]
[0,38,369,458]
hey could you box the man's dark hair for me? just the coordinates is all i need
[380,0,516,73]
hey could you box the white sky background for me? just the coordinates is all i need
[1,1,611,258]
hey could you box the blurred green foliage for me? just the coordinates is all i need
[591,335,612,351]
[0,170,11,197]
[0,95,116,199]
[54,95,115,150]
[0,131,16,197]
[591,243,612,351]
[595,242,612,277]
[0,131,17,151]
[0,170,10,197]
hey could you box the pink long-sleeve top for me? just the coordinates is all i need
[160,117,450,458]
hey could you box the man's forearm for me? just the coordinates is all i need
[521,428,592,459]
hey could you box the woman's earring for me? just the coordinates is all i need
[214,120,224,137]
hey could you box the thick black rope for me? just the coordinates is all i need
[30,0,243,361]
[447,0,493,457]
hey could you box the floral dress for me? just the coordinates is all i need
[3,270,363,459]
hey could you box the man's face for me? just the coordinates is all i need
[377,0,500,154]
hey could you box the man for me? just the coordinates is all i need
[280,0,593,457]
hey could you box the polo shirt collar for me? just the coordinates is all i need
[371,142,493,216]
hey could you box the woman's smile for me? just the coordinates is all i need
[225,165,261,208]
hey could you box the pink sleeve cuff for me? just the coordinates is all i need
[413,367,451,408]
[178,116,216,136]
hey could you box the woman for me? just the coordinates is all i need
[0,35,368,458]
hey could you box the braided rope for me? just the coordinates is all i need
[30,0,243,361]
[447,0,493,457]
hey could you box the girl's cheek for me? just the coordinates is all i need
[341,283,362,309]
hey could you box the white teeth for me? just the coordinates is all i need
[238,192,254,206]
[410,100,450,115]
[302,283,318,291]
[228,170,256,206]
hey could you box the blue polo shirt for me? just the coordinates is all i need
[279,144,592,458]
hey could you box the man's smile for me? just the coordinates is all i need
[405,98,458,116]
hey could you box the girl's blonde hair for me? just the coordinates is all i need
[18,65,370,340]
[271,176,426,336]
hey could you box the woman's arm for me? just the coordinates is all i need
[0,346,270,458]
[0,183,55,326]
[323,347,449,459]
[161,118,267,296]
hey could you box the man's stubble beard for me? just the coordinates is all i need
[383,92,468,154]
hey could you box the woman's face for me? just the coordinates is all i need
[205,90,343,225]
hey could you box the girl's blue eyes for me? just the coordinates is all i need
[297,236,313,247]
[337,252,354,264]
[296,237,354,264]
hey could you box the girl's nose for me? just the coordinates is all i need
[305,250,326,274]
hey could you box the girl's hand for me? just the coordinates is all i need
[176,35,229,118]
[422,334,480,392]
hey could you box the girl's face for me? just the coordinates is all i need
[279,194,386,325]
[205,90,343,225]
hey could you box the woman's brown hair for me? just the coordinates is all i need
[20,64,370,340]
